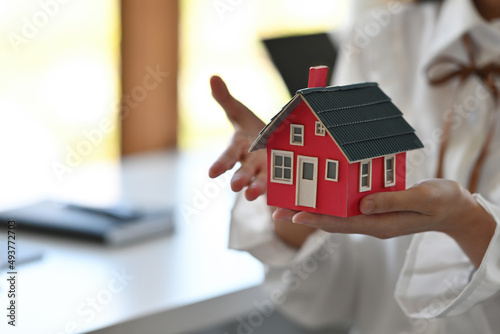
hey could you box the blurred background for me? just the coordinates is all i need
[0,0,352,207]
[0,1,389,333]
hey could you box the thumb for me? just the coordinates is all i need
[360,188,418,214]
[210,75,264,131]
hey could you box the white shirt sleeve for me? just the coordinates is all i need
[228,192,343,268]
[395,194,500,318]
[228,193,364,328]
[228,193,300,267]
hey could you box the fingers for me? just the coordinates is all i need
[210,75,232,108]
[209,156,239,179]
[292,211,356,233]
[244,169,267,201]
[272,180,471,240]
[229,163,266,200]
[291,211,428,239]
[209,133,267,199]
[208,160,230,179]
[209,75,269,199]
[359,184,433,215]
[231,152,264,192]
[209,134,250,179]
[210,75,265,132]
[272,208,299,222]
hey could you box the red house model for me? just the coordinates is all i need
[249,66,423,217]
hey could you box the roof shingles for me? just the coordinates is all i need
[250,82,423,162]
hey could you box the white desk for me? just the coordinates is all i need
[0,150,266,334]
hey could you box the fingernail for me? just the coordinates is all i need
[272,210,294,222]
[291,215,306,224]
[361,199,375,214]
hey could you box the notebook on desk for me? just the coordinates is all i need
[0,200,174,245]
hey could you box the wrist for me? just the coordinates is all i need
[445,195,496,268]
[271,207,317,249]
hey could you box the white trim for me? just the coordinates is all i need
[315,121,325,136]
[325,159,339,182]
[384,155,396,187]
[359,159,372,192]
[270,150,294,184]
[295,155,318,208]
[290,124,304,146]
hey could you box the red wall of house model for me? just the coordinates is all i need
[265,102,407,216]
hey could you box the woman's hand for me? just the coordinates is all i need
[208,75,317,248]
[208,76,267,201]
[274,179,496,267]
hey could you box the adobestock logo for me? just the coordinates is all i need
[405,83,492,179]
[180,172,232,224]
[8,0,74,53]
[213,0,245,20]
[51,65,169,182]
[341,2,404,62]
[49,267,134,334]
[225,235,341,334]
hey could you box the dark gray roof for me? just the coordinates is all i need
[250,82,423,162]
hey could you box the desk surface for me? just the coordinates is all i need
[0,150,265,334]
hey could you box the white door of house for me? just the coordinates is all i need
[296,155,318,208]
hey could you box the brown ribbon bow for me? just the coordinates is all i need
[426,33,500,193]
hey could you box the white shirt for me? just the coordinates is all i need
[229,0,500,333]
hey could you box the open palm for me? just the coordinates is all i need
[208,76,267,201]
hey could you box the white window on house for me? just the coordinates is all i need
[271,150,293,184]
[325,159,339,181]
[315,121,325,136]
[359,160,372,192]
[384,155,396,187]
[290,124,304,146]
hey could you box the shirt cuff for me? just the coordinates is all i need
[394,193,500,318]
[228,193,331,267]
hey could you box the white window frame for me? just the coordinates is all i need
[315,121,325,136]
[384,155,396,187]
[359,159,372,192]
[271,150,294,184]
[290,124,304,146]
[325,159,339,182]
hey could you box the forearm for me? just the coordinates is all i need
[445,197,496,268]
